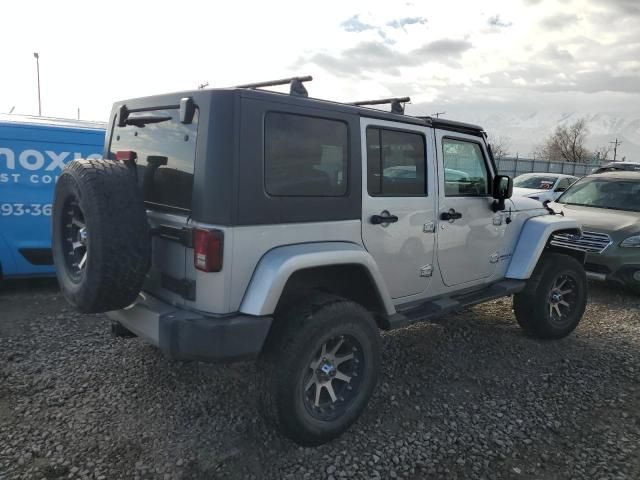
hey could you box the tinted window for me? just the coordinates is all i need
[367,128,426,196]
[109,108,198,211]
[265,113,348,196]
[442,139,489,197]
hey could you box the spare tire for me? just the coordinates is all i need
[52,159,150,313]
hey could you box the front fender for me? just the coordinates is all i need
[239,242,395,316]
[506,215,581,279]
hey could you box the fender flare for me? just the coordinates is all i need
[506,215,582,280]
[239,242,395,316]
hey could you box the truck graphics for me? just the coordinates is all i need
[0,115,105,280]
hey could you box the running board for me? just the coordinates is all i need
[387,279,526,330]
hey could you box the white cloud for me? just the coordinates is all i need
[0,0,638,161]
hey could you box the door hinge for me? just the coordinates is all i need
[423,221,435,233]
[420,264,434,277]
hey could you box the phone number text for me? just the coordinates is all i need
[1,203,53,216]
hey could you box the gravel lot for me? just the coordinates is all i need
[1,280,639,480]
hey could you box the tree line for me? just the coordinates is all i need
[490,118,624,163]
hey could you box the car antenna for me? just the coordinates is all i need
[235,75,313,97]
[351,97,411,114]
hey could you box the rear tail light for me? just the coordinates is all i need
[193,229,223,272]
[115,150,137,162]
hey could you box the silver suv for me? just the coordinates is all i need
[52,77,588,446]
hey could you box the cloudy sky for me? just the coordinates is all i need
[1,0,639,156]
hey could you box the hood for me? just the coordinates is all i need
[548,202,640,234]
[512,187,549,197]
[507,196,547,212]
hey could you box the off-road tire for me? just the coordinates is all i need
[514,252,587,339]
[257,294,381,446]
[111,321,137,338]
[52,159,150,313]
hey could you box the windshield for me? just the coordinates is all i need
[514,175,557,190]
[558,177,640,212]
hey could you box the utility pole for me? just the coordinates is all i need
[431,111,445,118]
[33,52,41,116]
[610,138,622,162]
[77,107,80,120]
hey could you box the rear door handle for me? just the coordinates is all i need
[440,209,463,221]
[371,213,399,225]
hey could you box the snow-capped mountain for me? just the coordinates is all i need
[470,112,640,160]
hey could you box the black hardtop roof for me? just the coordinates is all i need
[114,87,485,135]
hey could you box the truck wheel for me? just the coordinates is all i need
[257,294,381,446]
[514,252,587,339]
[52,159,150,313]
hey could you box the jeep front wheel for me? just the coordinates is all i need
[257,294,381,446]
[514,252,587,339]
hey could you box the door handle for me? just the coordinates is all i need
[440,209,463,221]
[370,213,399,225]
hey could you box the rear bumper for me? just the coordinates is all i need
[106,293,272,363]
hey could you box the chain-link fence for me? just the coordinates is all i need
[495,157,603,178]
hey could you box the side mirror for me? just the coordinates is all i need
[492,175,513,212]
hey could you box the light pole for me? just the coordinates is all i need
[34,52,41,116]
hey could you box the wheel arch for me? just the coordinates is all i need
[506,215,583,280]
[238,242,395,321]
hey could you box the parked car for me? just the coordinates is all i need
[0,115,105,282]
[383,165,470,182]
[548,171,640,293]
[512,173,578,203]
[591,161,640,174]
[51,78,587,446]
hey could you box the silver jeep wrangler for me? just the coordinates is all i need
[52,77,587,446]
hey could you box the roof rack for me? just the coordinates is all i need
[235,75,313,97]
[351,97,410,115]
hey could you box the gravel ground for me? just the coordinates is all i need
[1,280,639,480]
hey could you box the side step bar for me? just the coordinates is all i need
[387,279,526,330]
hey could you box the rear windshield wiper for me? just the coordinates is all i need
[124,115,171,127]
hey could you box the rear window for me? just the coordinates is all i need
[109,108,198,212]
[514,175,558,190]
[264,113,348,196]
